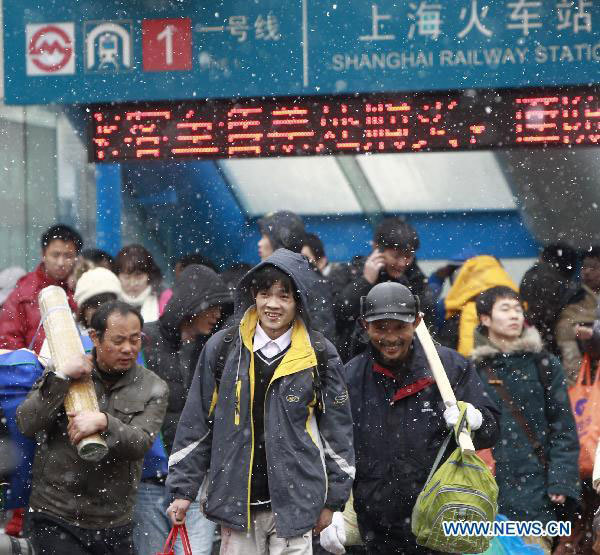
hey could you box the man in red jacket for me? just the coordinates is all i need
[0,224,83,353]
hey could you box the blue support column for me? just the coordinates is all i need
[95,164,122,255]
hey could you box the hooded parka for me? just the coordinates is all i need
[142,264,233,453]
[471,327,580,524]
[166,249,355,538]
[440,255,518,357]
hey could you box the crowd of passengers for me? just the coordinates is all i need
[0,213,598,555]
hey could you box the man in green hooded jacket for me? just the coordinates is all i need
[471,286,580,554]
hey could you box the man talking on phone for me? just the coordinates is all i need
[333,218,435,360]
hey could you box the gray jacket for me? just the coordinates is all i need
[166,249,355,538]
[17,361,168,528]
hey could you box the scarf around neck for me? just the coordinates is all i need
[121,285,159,323]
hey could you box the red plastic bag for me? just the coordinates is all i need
[569,354,600,478]
[155,524,192,555]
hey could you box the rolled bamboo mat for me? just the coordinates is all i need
[39,285,108,462]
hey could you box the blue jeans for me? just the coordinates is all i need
[133,481,216,555]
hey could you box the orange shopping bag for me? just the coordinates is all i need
[569,354,600,478]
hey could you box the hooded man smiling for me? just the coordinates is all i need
[166,249,354,555]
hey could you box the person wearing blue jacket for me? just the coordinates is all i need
[326,282,499,554]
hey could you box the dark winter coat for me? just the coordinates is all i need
[16,360,168,528]
[471,327,580,524]
[332,257,435,361]
[166,249,354,538]
[142,264,232,453]
[303,266,337,344]
[0,264,77,353]
[346,340,499,548]
[520,260,575,356]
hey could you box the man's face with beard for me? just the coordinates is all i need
[362,316,421,362]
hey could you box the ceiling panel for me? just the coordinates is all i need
[219,157,362,216]
[357,151,517,212]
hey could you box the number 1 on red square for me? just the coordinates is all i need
[143,18,192,72]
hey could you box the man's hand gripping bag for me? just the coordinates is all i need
[412,402,498,554]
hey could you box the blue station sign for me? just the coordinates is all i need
[3,0,600,104]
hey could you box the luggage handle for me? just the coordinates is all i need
[157,523,192,555]
[424,403,470,486]
[577,354,599,386]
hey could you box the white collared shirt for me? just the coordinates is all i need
[253,322,292,359]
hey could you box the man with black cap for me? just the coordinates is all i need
[320,282,499,554]
[332,217,435,362]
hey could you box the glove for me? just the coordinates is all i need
[443,402,482,431]
[320,511,346,554]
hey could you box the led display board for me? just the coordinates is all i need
[89,87,600,161]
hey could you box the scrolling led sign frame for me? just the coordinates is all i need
[89,87,600,162]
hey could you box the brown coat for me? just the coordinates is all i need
[555,284,598,384]
[16,362,168,528]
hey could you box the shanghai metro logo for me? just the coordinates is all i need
[84,21,133,72]
[26,23,75,75]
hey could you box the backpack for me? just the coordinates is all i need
[213,325,329,413]
[412,402,499,554]
[0,349,45,509]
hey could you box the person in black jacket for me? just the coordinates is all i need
[519,243,578,356]
[321,282,499,555]
[138,264,232,555]
[331,217,435,361]
[143,264,233,452]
